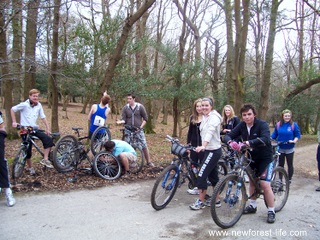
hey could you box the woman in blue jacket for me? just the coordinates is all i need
[271,109,301,182]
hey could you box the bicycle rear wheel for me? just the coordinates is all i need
[12,146,27,179]
[92,151,121,180]
[265,166,289,212]
[129,145,144,174]
[211,174,246,229]
[52,135,79,172]
[151,164,180,210]
[90,126,111,155]
[217,160,228,177]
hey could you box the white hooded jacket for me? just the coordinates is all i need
[199,110,222,150]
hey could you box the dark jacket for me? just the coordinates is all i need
[187,116,202,147]
[223,118,273,175]
[221,116,240,134]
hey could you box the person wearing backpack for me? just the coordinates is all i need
[271,109,301,183]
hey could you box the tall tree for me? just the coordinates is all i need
[258,0,282,119]
[24,0,40,99]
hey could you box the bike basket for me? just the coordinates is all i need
[171,142,187,156]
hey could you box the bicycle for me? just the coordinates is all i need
[120,124,145,173]
[90,125,112,155]
[150,135,227,210]
[210,145,290,228]
[52,127,92,174]
[12,125,60,181]
[92,150,122,180]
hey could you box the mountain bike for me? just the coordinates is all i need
[150,135,227,210]
[120,124,145,173]
[210,145,289,228]
[52,127,92,174]
[12,125,60,181]
[92,151,122,180]
[90,125,111,155]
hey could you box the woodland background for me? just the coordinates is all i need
[0,0,320,139]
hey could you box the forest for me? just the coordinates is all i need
[0,0,319,138]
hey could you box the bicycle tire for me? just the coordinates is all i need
[151,164,180,210]
[264,166,289,212]
[211,174,247,229]
[217,160,228,177]
[92,151,122,180]
[90,126,111,155]
[12,146,27,179]
[129,145,144,174]
[52,135,79,172]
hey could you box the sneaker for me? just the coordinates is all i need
[187,187,200,195]
[316,187,320,192]
[40,159,54,168]
[215,200,221,208]
[267,211,276,223]
[189,199,205,210]
[243,205,257,214]
[204,196,221,208]
[29,167,36,175]
[6,193,16,207]
[147,162,155,167]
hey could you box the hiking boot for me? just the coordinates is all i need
[6,192,16,207]
[29,167,36,175]
[189,199,205,210]
[187,187,200,195]
[267,211,276,223]
[243,205,257,214]
[40,159,54,168]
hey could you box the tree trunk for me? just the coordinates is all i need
[24,0,40,99]
[101,0,156,91]
[49,0,61,132]
[258,0,281,119]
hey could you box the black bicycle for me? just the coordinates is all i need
[52,127,92,173]
[12,125,60,180]
[120,124,145,173]
[150,135,227,210]
[90,125,112,155]
[210,145,289,228]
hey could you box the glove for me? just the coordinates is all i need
[229,141,247,152]
[229,141,241,152]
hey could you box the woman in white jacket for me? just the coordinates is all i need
[189,97,223,210]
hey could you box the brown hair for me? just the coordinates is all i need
[190,98,202,124]
[101,95,111,106]
[104,140,115,151]
[240,103,257,116]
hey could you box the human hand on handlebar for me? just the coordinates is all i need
[228,141,247,152]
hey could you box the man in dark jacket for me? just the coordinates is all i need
[224,104,275,224]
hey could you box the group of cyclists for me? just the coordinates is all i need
[1,89,301,225]
[186,98,301,224]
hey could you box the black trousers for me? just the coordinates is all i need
[0,131,10,188]
[317,144,320,181]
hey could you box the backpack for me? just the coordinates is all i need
[276,121,294,131]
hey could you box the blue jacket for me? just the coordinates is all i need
[271,122,301,149]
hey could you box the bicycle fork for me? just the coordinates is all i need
[161,164,181,191]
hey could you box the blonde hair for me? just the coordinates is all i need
[191,98,202,124]
[222,105,236,124]
[29,89,40,95]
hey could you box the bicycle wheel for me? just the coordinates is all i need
[130,145,144,174]
[52,135,79,172]
[217,160,228,177]
[211,174,247,229]
[92,151,122,180]
[151,164,180,210]
[264,167,289,212]
[12,146,27,179]
[90,126,111,155]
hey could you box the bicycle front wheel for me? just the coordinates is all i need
[211,174,247,229]
[129,145,144,174]
[52,135,79,172]
[90,126,111,155]
[92,151,122,180]
[12,146,27,179]
[151,164,180,210]
[265,167,290,212]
